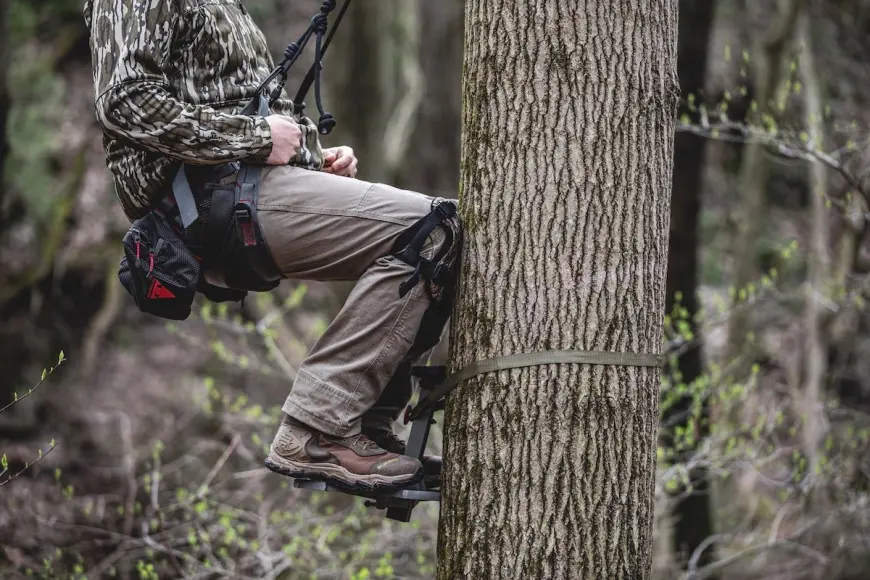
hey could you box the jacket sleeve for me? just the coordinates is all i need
[89,0,273,165]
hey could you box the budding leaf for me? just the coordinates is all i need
[58,351,65,364]
[1,454,7,470]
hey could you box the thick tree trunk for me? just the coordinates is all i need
[0,0,9,235]
[667,0,717,570]
[438,2,679,579]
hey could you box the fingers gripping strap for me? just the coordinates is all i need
[407,350,664,421]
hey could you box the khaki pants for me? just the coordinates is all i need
[256,166,450,437]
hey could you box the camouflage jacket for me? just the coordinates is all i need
[84,0,324,221]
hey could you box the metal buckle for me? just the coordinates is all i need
[234,206,252,222]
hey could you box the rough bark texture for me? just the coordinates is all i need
[438,1,679,579]
[667,0,716,570]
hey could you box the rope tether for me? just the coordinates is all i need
[250,0,352,134]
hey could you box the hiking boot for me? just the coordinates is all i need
[362,426,442,488]
[265,417,423,491]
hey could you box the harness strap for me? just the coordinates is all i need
[172,165,200,228]
[392,201,457,297]
[407,349,664,421]
[232,94,281,283]
[206,185,234,259]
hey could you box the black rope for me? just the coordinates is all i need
[311,7,335,134]
[249,0,350,135]
[293,0,352,116]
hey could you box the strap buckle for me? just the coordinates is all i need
[434,201,456,218]
[234,206,252,223]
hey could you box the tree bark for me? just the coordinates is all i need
[438,1,679,578]
[666,0,717,571]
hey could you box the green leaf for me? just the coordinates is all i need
[58,351,65,364]
[1,454,7,470]
[41,368,47,381]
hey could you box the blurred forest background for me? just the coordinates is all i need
[3,0,870,578]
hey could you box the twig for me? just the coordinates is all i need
[80,258,124,379]
[677,119,870,207]
[0,356,65,414]
[0,441,58,487]
[232,467,270,479]
[196,434,241,499]
[118,413,137,538]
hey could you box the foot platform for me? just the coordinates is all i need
[293,479,440,521]
[292,365,446,522]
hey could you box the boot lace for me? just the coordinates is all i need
[363,428,406,454]
[348,433,381,452]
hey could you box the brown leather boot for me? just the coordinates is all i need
[361,426,441,488]
[265,417,423,491]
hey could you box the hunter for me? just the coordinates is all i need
[84,0,461,491]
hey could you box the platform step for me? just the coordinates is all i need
[292,479,440,502]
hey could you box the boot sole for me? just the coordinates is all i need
[264,455,423,493]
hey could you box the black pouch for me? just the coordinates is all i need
[197,276,248,303]
[118,212,201,321]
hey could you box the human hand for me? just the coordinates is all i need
[322,146,358,178]
[265,116,303,165]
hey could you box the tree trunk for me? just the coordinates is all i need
[797,10,828,490]
[438,1,679,578]
[328,0,421,185]
[666,0,717,571]
[0,0,9,236]
[397,0,464,198]
[725,0,801,371]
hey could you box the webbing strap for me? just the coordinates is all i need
[393,201,457,297]
[234,94,268,249]
[407,349,664,421]
[173,165,199,228]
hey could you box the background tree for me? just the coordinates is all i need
[725,0,801,372]
[665,0,718,570]
[8,1,870,578]
[437,1,679,578]
[0,0,8,236]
